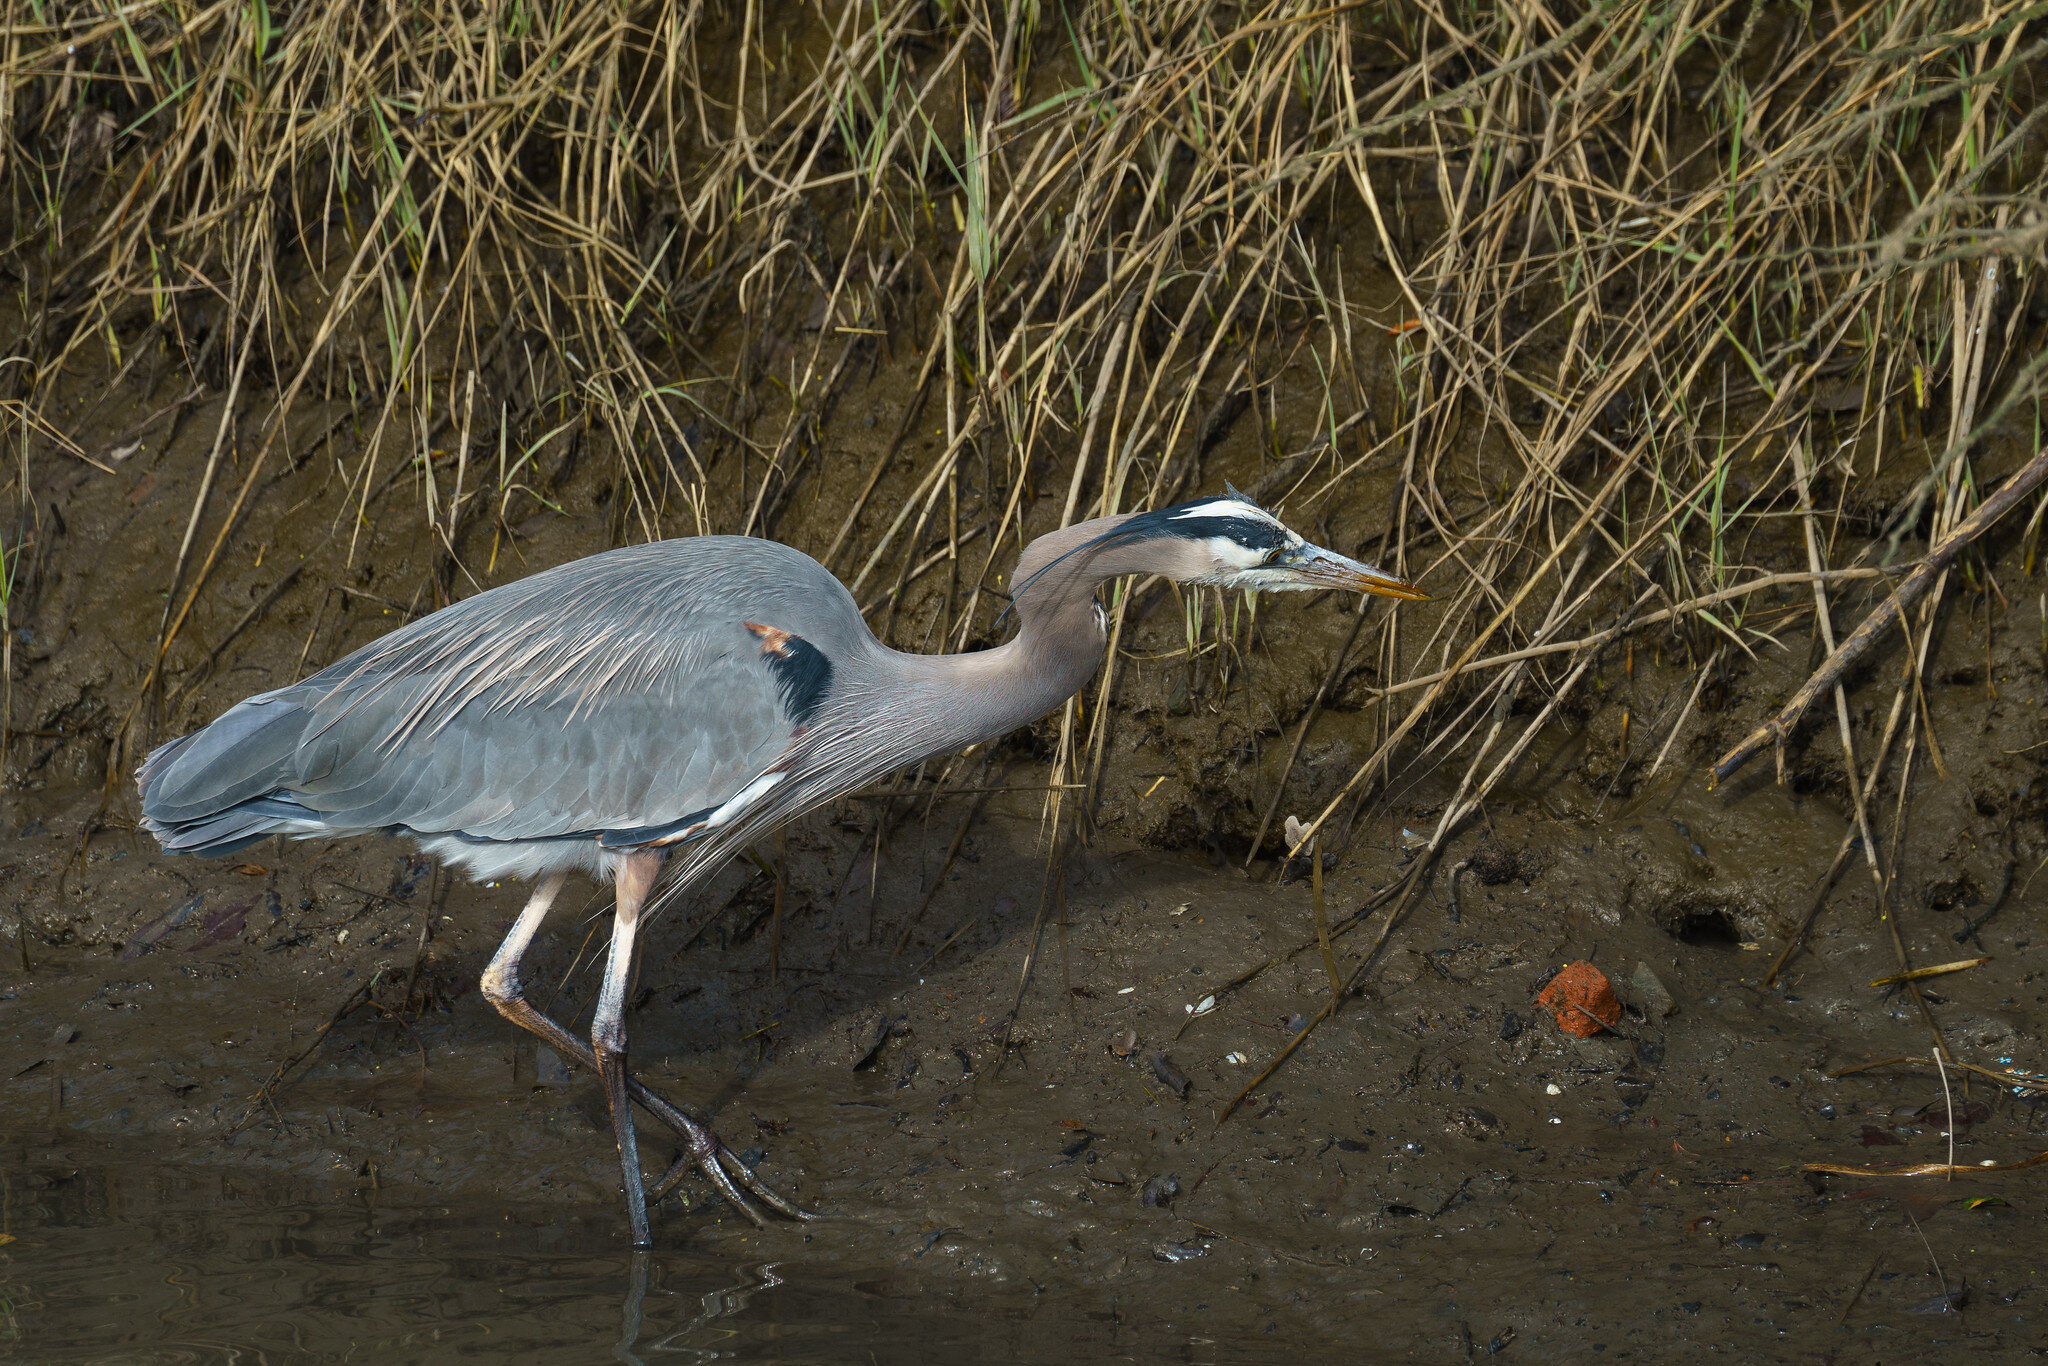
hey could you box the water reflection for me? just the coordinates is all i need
[4,1157,852,1361]
[1,1139,1259,1363]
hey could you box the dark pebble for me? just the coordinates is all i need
[1151,1052,1192,1098]
[1733,1232,1765,1249]
[1500,1011,1524,1041]
[1141,1174,1180,1208]
[1908,1285,1967,1314]
[1152,1240,1207,1263]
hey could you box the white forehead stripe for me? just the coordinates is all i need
[1171,499,1272,521]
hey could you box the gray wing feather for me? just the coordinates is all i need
[140,537,863,847]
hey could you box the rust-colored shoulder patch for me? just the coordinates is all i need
[740,621,834,726]
[743,621,796,657]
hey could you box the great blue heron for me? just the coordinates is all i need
[137,491,1423,1245]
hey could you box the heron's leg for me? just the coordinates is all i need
[595,850,663,1247]
[480,872,568,1023]
[480,871,616,1067]
[480,875,708,1142]
[478,866,810,1228]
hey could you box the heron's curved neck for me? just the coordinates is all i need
[860,515,1142,757]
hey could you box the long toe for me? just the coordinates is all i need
[648,1136,811,1226]
[717,1147,812,1220]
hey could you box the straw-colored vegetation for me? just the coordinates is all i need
[0,0,2043,912]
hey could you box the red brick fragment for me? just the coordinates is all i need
[1536,960,1621,1037]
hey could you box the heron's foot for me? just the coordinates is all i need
[488,993,810,1227]
[646,1119,814,1226]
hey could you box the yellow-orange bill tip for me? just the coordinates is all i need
[1360,573,1429,601]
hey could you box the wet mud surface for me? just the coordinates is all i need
[7,727,2048,1361]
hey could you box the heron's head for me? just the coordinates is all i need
[1083,490,1427,600]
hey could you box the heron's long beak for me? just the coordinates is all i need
[1283,544,1429,600]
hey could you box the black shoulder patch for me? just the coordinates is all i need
[743,622,834,726]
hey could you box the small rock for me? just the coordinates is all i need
[1456,1106,1499,1136]
[1151,1053,1192,1098]
[1152,1240,1207,1263]
[1630,961,1677,1018]
[1536,961,1622,1037]
[850,1013,909,1070]
[1141,1174,1180,1208]
[1907,1284,1968,1314]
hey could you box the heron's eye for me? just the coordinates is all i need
[1262,547,1284,565]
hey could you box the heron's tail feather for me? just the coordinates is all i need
[137,696,331,856]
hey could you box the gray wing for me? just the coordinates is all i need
[139,537,856,852]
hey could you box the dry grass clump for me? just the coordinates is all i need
[0,0,2042,886]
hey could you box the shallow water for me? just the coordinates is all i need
[6,1141,1297,1365]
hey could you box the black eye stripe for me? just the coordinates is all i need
[998,497,1285,615]
[1090,503,1287,553]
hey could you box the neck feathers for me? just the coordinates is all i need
[842,513,1147,767]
